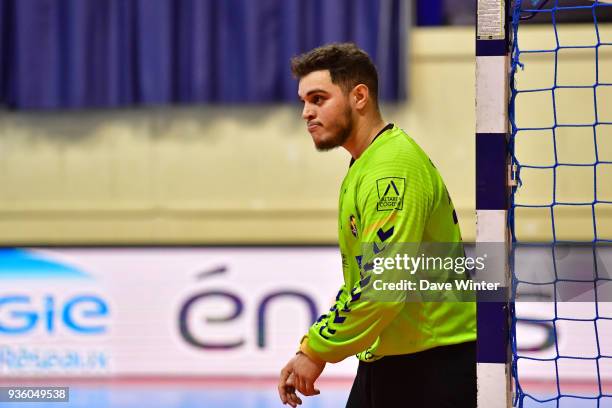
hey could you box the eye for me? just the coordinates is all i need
[312,95,323,105]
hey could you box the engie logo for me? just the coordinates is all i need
[0,295,109,335]
[176,260,556,355]
[178,266,319,350]
[0,249,110,336]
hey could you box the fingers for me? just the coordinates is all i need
[286,374,302,407]
[294,374,321,397]
[282,384,299,407]
[302,377,316,396]
[287,387,302,406]
[291,393,303,406]
[278,381,288,404]
[278,367,291,405]
[286,373,295,387]
[281,374,302,407]
[278,356,322,408]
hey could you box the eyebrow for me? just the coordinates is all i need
[298,89,330,101]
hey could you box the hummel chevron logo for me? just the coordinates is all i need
[355,255,363,268]
[359,275,371,288]
[377,226,394,242]
[333,310,346,324]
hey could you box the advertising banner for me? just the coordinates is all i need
[1,246,610,381]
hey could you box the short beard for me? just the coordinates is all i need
[315,106,354,151]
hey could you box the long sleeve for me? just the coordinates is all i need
[300,153,434,363]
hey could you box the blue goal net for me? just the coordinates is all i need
[509,0,612,407]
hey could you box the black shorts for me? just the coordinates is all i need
[346,341,477,408]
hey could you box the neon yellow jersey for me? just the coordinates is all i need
[300,125,476,363]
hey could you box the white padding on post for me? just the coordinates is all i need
[476,56,508,134]
[476,210,507,242]
[477,362,512,408]
[475,210,509,287]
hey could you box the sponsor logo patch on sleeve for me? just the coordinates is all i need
[375,177,405,211]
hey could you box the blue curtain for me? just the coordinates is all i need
[416,0,443,26]
[0,0,407,110]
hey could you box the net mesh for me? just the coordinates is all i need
[509,0,612,406]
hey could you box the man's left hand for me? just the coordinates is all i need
[279,352,326,402]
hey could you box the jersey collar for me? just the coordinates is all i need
[349,123,394,168]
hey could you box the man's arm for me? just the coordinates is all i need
[300,160,433,363]
[279,154,436,398]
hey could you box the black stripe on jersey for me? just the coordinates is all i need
[349,123,394,167]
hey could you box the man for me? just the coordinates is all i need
[278,43,477,408]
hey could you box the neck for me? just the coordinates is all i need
[342,114,386,160]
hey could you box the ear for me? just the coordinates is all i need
[351,84,370,110]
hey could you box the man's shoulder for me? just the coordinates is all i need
[357,128,433,175]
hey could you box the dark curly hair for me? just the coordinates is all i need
[291,43,379,107]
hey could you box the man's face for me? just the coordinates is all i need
[297,70,354,151]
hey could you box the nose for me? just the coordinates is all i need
[302,103,315,121]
